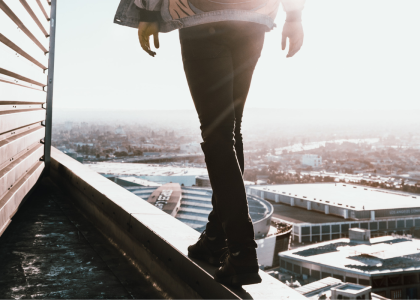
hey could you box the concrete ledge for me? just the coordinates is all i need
[50,147,305,299]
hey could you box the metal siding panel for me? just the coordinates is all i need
[0,161,43,237]
[0,41,47,84]
[1,0,48,52]
[0,67,44,87]
[312,202,325,212]
[0,143,43,196]
[0,33,46,70]
[329,206,344,217]
[19,0,49,37]
[280,195,290,204]
[36,0,50,21]
[0,81,45,101]
[0,109,45,134]
[0,122,40,142]
[0,102,43,111]
[0,125,44,166]
[295,198,307,208]
[0,8,47,65]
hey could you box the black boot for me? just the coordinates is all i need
[188,231,227,266]
[214,247,262,286]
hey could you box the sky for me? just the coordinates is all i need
[53,0,420,111]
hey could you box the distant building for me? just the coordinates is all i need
[257,180,268,185]
[147,183,182,216]
[64,121,73,131]
[114,126,126,136]
[295,277,388,300]
[266,154,282,162]
[113,177,161,187]
[196,175,211,187]
[302,154,322,167]
[88,162,208,186]
[62,149,83,163]
[143,152,161,156]
[248,184,420,245]
[180,142,201,153]
[279,230,420,299]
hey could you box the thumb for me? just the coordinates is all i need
[281,33,287,51]
[154,32,160,49]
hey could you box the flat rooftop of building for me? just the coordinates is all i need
[296,277,387,300]
[86,162,208,177]
[295,277,343,296]
[254,183,420,211]
[280,236,420,275]
[272,203,346,224]
[117,176,162,187]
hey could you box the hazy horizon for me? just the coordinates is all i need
[53,107,420,144]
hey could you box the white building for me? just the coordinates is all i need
[279,230,420,299]
[114,126,126,136]
[302,154,322,167]
[180,142,201,153]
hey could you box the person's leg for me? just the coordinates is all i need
[229,23,266,176]
[211,23,266,286]
[179,24,230,241]
[180,22,256,251]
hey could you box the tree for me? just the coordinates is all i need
[114,151,128,157]
[134,149,143,156]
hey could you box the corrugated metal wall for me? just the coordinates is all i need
[0,0,54,236]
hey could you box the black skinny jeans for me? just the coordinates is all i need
[180,21,265,251]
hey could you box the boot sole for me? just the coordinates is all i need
[214,272,262,286]
[188,251,221,266]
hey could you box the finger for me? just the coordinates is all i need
[287,43,301,58]
[140,35,156,57]
[141,44,156,57]
[281,34,287,51]
[287,38,303,57]
[141,34,150,50]
[153,32,160,49]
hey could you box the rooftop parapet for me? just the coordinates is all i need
[50,147,305,299]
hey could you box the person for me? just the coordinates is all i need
[114,0,305,286]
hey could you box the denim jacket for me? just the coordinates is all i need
[114,0,305,33]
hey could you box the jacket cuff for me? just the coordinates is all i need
[139,9,160,22]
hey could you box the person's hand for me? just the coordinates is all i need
[281,21,304,58]
[138,21,160,57]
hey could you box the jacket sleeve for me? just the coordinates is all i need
[280,0,305,12]
[139,8,160,22]
[134,0,163,11]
